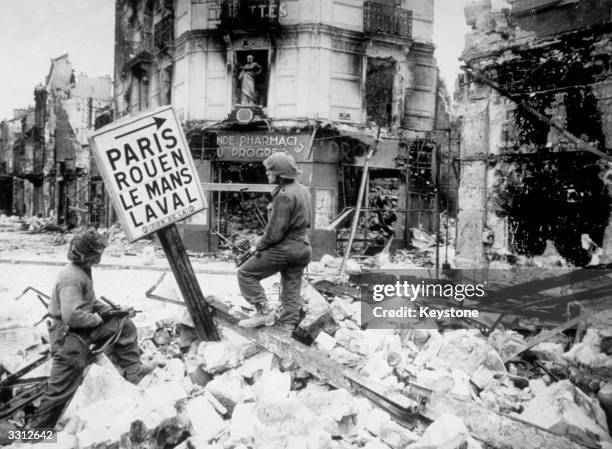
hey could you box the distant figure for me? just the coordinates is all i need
[238,54,262,105]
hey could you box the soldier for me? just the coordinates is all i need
[237,153,312,335]
[29,230,156,429]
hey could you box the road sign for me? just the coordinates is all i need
[91,106,207,242]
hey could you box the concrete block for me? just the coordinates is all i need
[206,371,254,414]
[257,369,291,402]
[185,396,226,442]
[521,380,611,447]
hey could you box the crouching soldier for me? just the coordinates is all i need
[29,230,156,429]
[237,153,312,335]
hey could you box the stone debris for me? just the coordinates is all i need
[298,280,338,338]
[521,380,611,447]
[184,396,226,442]
[234,351,277,381]
[529,342,567,365]
[59,356,189,449]
[314,331,338,352]
[205,370,254,413]
[5,263,612,449]
[433,330,506,376]
[408,413,482,449]
[196,329,260,375]
[256,369,291,402]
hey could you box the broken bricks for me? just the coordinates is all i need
[520,380,611,447]
[196,327,260,375]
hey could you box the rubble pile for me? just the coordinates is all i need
[3,325,442,449]
[0,215,23,230]
[3,273,612,449]
[306,281,612,447]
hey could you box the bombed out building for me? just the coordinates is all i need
[112,0,453,257]
[454,0,612,268]
[0,55,113,227]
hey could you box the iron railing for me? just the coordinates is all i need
[364,1,412,38]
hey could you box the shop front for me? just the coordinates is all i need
[183,122,435,261]
[183,125,338,259]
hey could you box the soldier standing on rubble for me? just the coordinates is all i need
[29,230,156,429]
[237,153,312,335]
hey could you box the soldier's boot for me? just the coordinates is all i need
[238,303,277,328]
[269,321,295,338]
[125,360,159,385]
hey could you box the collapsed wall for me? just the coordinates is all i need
[454,0,612,268]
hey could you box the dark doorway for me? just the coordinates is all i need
[0,177,13,215]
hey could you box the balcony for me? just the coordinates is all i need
[154,15,174,51]
[218,0,282,32]
[363,1,412,39]
[123,33,154,71]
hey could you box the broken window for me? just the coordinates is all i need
[338,166,404,254]
[212,161,270,250]
[496,154,611,266]
[492,58,610,266]
[365,57,396,127]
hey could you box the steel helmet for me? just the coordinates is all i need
[67,229,108,263]
[263,152,301,179]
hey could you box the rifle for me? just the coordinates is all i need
[235,248,263,268]
[99,296,142,318]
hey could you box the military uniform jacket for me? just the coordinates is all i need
[256,180,312,250]
[48,263,112,328]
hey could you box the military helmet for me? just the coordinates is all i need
[263,152,301,179]
[67,229,108,263]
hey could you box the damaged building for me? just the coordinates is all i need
[0,55,113,227]
[111,0,453,257]
[454,0,612,268]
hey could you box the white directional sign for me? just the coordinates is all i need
[91,106,207,242]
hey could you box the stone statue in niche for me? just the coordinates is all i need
[238,54,262,105]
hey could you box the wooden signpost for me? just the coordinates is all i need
[91,105,219,341]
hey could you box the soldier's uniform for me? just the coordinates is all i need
[29,231,153,429]
[238,153,312,329]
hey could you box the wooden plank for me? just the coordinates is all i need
[340,126,381,273]
[324,208,355,231]
[502,314,591,362]
[157,224,219,341]
[201,183,275,193]
[486,268,612,302]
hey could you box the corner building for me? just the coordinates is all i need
[113,0,438,257]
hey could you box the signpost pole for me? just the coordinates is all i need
[157,224,220,341]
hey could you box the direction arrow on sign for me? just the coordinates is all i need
[115,116,167,139]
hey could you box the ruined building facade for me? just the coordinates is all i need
[454,0,612,268]
[0,55,112,226]
[113,0,442,255]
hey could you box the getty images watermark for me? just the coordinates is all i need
[358,268,612,330]
[360,274,485,329]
